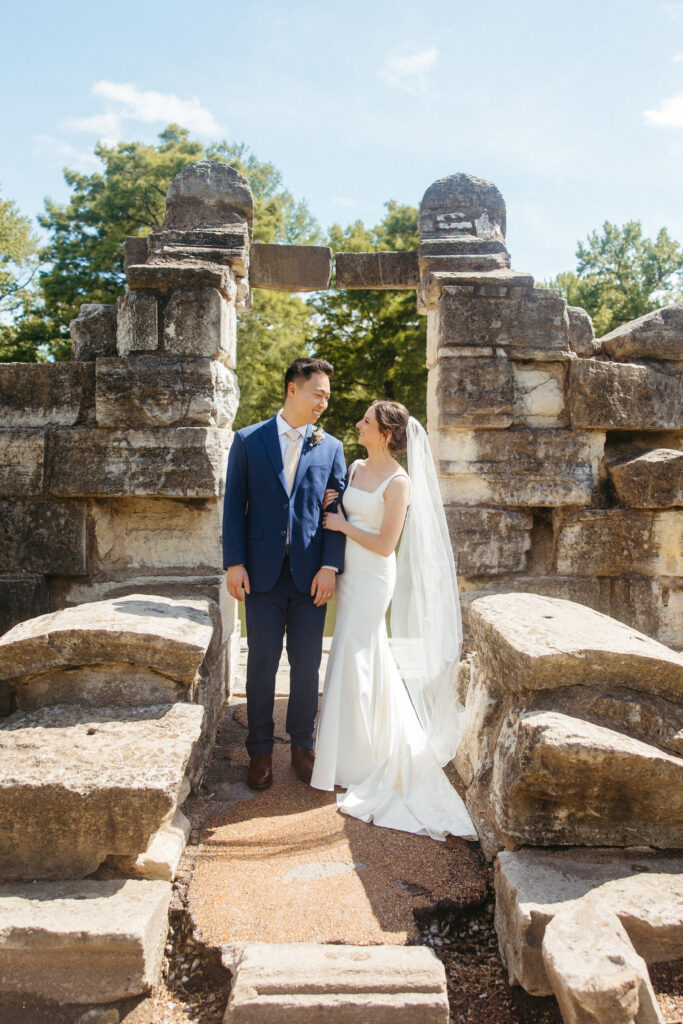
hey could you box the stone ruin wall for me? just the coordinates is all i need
[416,176,682,653]
[0,162,253,715]
[0,164,681,696]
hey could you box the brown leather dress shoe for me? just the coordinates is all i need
[247,753,273,790]
[291,745,315,784]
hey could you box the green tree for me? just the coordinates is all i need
[0,187,41,361]
[311,202,426,459]
[544,221,683,338]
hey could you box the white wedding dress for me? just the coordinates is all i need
[311,462,476,841]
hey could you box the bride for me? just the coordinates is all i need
[310,400,476,841]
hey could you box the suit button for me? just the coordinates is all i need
[283,503,288,509]
[281,530,286,536]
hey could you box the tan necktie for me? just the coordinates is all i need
[283,428,301,494]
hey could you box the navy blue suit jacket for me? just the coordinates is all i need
[222,416,346,593]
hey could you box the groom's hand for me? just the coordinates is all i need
[226,564,250,601]
[311,567,336,607]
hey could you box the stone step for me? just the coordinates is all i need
[0,878,171,1003]
[225,943,449,1023]
[494,848,683,996]
[469,592,683,701]
[491,709,683,849]
[542,902,665,1024]
[0,593,215,710]
[0,702,203,880]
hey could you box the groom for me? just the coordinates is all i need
[222,358,346,790]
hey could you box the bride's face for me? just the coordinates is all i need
[356,407,385,450]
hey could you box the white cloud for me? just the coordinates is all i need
[664,2,683,21]
[643,92,683,128]
[66,81,222,143]
[673,53,683,62]
[33,134,101,170]
[379,46,439,94]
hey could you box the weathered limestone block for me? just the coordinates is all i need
[511,362,567,427]
[435,286,571,360]
[458,577,612,652]
[91,497,223,573]
[421,269,534,316]
[597,301,683,361]
[12,664,188,711]
[469,593,683,700]
[163,286,235,365]
[535,684,683,757]
[48,426,228,497]
[225,943,449,1023]
[453,657,503,787]
[0,702,203,879]
[611,576,683,651]
[116,291,158,355]
[0,593,213,682]
[433,428,604,506]
[0,499,87,574]
[70,303,118,362]
[108,808,190,881]
[543,905,664,1024]
[494,849,683,996]
[0,574,48,637]
[444,507,532,576]
[250,243,332,291]
[95,356,238,428]
[124,235,149,269]
[555,509,683,577]
[162,161,253,233]
[335,251,418,290]
[491,710,683,848]
[0,430,45,497]
[570,359,682,430]
[126,260,237,301]
[0,362,94,427]
[147,224,249,275]
[419,172,506,236]
[609,449,683,508]
[567,305,596,357]
[0,878,171,1002]
[428,354,514,428]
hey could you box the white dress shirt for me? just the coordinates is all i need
[276,410,337,574]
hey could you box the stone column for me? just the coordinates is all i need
[58,162,251,699]
[418,174,608,643]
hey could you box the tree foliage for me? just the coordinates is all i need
[311,202,426,459]
[544,220,683,338]
[0,188,40,361]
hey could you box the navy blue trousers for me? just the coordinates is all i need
[244,555,326,756]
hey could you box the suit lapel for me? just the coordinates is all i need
[261,416,289,495]
[291,423,313,497]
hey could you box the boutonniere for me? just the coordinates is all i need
[307,426,325,450]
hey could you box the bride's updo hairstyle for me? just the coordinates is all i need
[371,400,409,453]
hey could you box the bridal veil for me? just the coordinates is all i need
[390,416,465,766]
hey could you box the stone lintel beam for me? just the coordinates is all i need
[250,243,332,292]
[335,251,419,290]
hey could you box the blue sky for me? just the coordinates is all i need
[2,0,683,279]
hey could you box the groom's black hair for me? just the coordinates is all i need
[284,357,334,398]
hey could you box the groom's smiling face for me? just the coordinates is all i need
[285,372,331,427]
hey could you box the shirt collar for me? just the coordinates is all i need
[276,410,307,438]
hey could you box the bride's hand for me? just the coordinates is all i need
[323,508,346,532]
[322,488,339,510]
